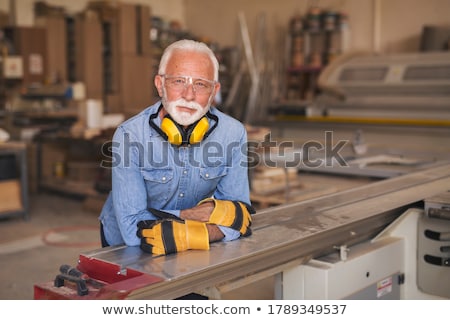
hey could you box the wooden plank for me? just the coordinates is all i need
[0,180,23,214]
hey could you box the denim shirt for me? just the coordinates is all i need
[99,102,251,246]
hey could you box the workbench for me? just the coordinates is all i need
[33,132,111,198]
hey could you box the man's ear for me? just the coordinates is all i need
[154,75,163,97]
[213,82,221,97]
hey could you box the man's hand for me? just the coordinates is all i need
[136,219,209,255]
[198,198,255,237]
[180,201,214,222]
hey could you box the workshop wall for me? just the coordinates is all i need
[377,0,450,52]
[185,0,450,54]
[1,0,448,54]
[0,0,185,28]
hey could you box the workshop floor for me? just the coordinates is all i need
[0,192,274,300]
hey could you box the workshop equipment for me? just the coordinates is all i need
[315,51,450,123]
[34,162,450,299]
[417,191,450,298]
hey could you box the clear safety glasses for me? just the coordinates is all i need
[161,75,216,95]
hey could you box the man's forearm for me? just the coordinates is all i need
[206,224,225,242]
[180,199,250,242]
[180,201,214,221]
[180,203,224,242]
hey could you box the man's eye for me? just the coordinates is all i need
[172,78,186,85]
[195,81,208,88]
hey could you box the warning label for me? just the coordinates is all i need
[377,276,393,298]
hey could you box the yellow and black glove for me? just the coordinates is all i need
[198,198,255,237]
[137,219,209,255]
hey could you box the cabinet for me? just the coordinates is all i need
[35,15,67,83]
[4,26,47,88]
[0,142,28,220]
[73,13,104,100]
[80,2,153,116]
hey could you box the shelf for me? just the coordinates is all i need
[34,132,110,200]
[287,66,322,73]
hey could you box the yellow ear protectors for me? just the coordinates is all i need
[149,105,218,146]
[161,115,209,146]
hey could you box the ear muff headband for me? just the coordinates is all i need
[149,105,218,146]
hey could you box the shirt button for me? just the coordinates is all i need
[183,170,187,174]
[205,173,209,178]
[162,176,166,181]
[179,193,184,198]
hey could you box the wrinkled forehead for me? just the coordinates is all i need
[165,50,215,80]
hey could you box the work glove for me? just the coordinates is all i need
[149,208,183,221]
[137,218,209,255]
[198,198,255,237]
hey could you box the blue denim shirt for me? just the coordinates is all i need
[99,102,251,246]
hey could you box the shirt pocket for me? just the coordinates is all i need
[196,166,228,199]
[141,168,174,202]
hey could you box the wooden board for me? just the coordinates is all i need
[0,179,23,214]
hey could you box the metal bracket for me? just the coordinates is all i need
[334,245,350,261]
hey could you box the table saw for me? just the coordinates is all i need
[34,161,450,299]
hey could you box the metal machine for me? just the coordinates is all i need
[34,163,450,300]
[313,51,450,123]
[281,193,450,300]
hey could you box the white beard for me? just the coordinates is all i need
[162,96,210,126]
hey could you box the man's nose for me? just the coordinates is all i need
[182,83,196,100]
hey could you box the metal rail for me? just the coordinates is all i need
[81,163,450,299]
